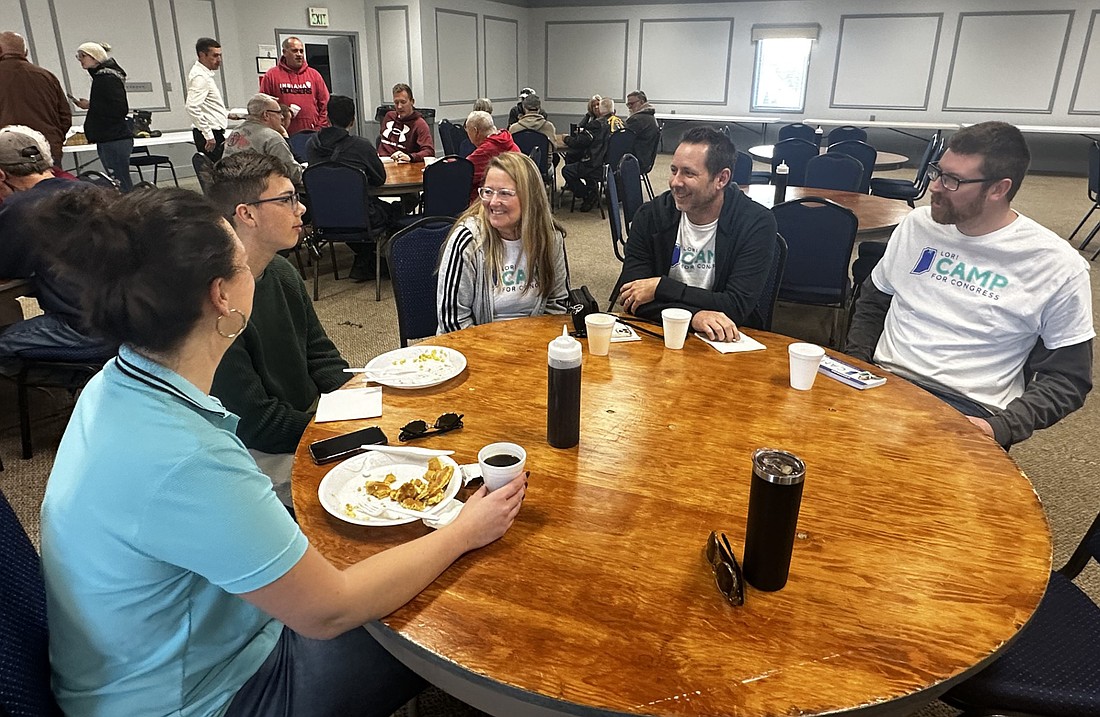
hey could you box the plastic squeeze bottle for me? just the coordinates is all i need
[774,161,789,205]
[547,325,582,448]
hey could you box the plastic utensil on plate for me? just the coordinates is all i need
[355,499,444,521]
[343,366,420,377]
[359,445,455,458]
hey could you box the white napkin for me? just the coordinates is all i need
[610,321,641,343]
[695,332,767,354]
[380,156,395,164]
[315,386,383,423]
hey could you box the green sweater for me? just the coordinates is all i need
[212,255,348,453]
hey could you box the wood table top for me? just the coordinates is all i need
[292,316,1050,717]
[741,184,913,236]
[372,160,426,196]
[748,144,909,171]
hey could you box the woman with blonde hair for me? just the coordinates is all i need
[437,152,569,332]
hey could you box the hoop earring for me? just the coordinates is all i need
[216,308,248,339]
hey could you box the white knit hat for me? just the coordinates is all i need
[77,42,109,63]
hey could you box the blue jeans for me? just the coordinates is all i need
[224,625,424,717]
[96,137,134,191]
[0,314,114,376]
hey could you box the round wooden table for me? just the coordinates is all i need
[741,184,914,236]
[748,144,909,170]
[292,317,1050,717]
[372,159,426,196]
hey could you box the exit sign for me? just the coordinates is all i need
[308,7,329,27]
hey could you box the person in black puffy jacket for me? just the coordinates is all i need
[74,42,132,191]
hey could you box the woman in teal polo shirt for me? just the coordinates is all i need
[35,187,527,716]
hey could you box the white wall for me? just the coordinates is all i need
[528,0,1100,123]
[14,0,1099,174]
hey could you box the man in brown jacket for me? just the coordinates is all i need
[0,32,71,164]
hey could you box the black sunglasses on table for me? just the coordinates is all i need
[706,531,745,606]
[399,413,464,442]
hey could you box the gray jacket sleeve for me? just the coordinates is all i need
[544,230,571,315]
[987,339,1093,448]
[844,276,892,363]
[436,225,480,333]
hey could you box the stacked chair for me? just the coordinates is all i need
[1073,141,1100,251]
[777,122,817,144]
[617,153,644,230]
[826,125,868,144]
[419,156,474,219]
[287,130,316,163]
[387,216,455,346]
[826,140,877,193]
[128,146,179,187]
[870,131,944,207]
[302,162,387,300]
[770,138,818,187]
[804,153,864,192]
[772,197,859,347]
[512,129,556,207]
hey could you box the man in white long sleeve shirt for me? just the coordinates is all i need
[186,37,228,160]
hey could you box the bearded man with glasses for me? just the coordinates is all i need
[224,93,303,186]
[208,152,349,506]
[847,121,1093,448]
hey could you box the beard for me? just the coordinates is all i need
[930,191,985,226]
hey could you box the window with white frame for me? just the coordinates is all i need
[750,25,819,112]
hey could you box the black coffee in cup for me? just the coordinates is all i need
[484,453,521,467]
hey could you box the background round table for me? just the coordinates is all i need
[371,160,426,196]
[293,317,1050,717]
[741,184,914,236]
[748,144,909,170]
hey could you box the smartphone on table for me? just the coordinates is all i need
[309,426,387,464]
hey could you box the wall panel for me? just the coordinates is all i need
[545,20,627,102]
[831,14,941,110]
[484,16,519,103]
[638,18,732,104]
[436,9,478,104]
[944,11,1073,113]
[376,6,411,100]
[1070,10,1100,114]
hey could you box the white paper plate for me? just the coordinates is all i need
[362,346,467,388]
[318,451,461,527]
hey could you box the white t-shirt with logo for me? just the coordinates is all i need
[871,207,1094,410]
[491,239,540,319]
[668,215,718,289]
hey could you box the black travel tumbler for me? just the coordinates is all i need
[743,448,806,591]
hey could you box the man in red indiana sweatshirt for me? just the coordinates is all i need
[464,110,519,202]
[259,37,329,134]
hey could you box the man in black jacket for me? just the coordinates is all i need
[625,90,659,174]
[306,94,401,280]
[615,127,776,342]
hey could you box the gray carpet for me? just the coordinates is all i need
[2,158,1098,717]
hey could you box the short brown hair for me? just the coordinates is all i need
[947,121,1030,201]
[209,152,290,224]
[392,83,414,101]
